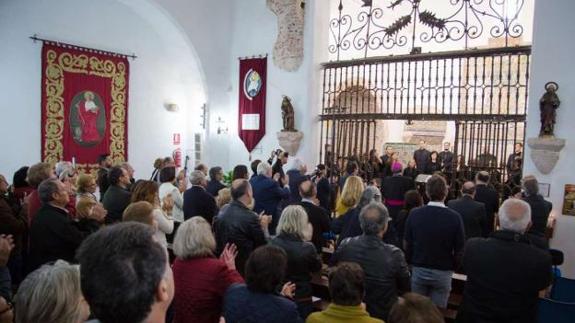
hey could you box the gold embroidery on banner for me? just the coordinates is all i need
[42,47,127,174]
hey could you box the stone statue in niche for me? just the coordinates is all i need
[539,81,560,137]
[267,0,305,72]
[281,96,296,132]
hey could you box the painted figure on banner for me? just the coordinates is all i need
[244,69,262,99]
[70,91,106,146]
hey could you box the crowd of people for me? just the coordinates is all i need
[0,143,557,323]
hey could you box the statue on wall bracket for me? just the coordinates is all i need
[277,95,303,156]
[527,82,565,175]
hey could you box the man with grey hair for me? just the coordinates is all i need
[206,166,226,197]
[287,158,308,203]
[250,160,289,235]
[183,170,218,223]
[457,198,552,323]
[333,202,410,321]
[521,175,552,236]
[28,179,102,272]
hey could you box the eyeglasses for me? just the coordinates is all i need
[0,301,13,315]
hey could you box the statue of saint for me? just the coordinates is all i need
[539,82,560,137]
[281,96,296,132]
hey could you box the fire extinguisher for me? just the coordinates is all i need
[173,148,182,168]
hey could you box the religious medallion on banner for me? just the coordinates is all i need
[238,57,267,153]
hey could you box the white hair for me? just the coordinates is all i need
[257,161,272,176]
[189,170,206,186]
[54,161,73,178]
[498,198,532,233]
[14,260,85,323]
[173,216,216,259]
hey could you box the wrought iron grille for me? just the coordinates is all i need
[329,0,531,60]
[319,46,529,188]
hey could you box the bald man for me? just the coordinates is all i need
[213,179,270,275]
[298,180,331,252]
[457,199,552,323]
[447,181,487,239]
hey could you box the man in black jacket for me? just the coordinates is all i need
[456,198,552,323]
[333,202,410,321]
[474,171,500,235]
[413,140,430,173]
[96,154,112,201]
[214,179,270,275]
[521,175,552,236]
[448,181,487,239]
[28,179,102,272]
[102,166,132,224]
[298,180,331,253]
[206,166,226,197]
[315,164,332,212]
[183,170,218,223]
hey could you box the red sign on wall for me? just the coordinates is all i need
[173,133,180,145]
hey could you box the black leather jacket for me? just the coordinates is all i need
[214,200,267,275]
[333,234,411,321]
[270,233,322,301]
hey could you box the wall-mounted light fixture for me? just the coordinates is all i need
[164,103,179,112]
[216,116,229,135]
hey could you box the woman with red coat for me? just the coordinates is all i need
[172,216,243,323]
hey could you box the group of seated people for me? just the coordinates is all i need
[0,148,558,323]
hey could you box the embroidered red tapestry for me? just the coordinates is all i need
[41,41,129,175]
[238,57,267,153]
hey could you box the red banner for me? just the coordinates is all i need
[41,42,129,175]
[238,57,267,152]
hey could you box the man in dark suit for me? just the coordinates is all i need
[315,164,332,212]
[286,158,309,204]
[506,143,523,174]
[28,178,103,272]
[474,171,500,235]
[521,175,552,237]
[271,151,288,187]
[439,142,454,181]
[250,162,290,235]
[102,166,132,224]
[183,170,218,223]
[96,154,112,201]
[382,162,415,220]
[413,140,430,173]
[448,181,487,239]
[206,166,226,197]
[456,199,552,323]
[298,180,331,253]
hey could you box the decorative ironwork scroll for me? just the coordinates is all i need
[329,0,529,60]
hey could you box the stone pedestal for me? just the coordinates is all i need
[527,137,566,174]
[277,131,303,156]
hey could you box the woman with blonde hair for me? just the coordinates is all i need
[131,180,174,248]
[76,173,107,223]
[13,260,90,323]
[335,175,365,217]
[172,217,242,323]
[216,188,232,209]
[271,205,322,319]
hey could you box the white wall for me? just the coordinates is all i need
[525,0,575,278]
[156,0,330,171]
[0,0,206,179]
